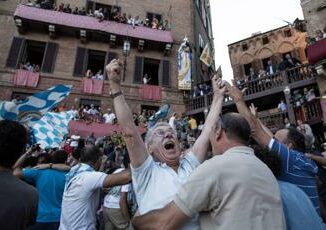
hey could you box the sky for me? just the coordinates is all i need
[210,0,304,82]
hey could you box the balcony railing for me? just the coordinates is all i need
[258,110,288,131]
[237,64,316,97]
[294,99,323,125]
[186,64,317,112]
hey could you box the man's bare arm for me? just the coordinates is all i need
[306,154,326,166]
[192,76,226,162]
[119,192,131,221]
[106,60,148,168]
[103,169,131,189]
[132,202,188,230]
[228,84,272,147]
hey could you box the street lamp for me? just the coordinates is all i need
[122,40,130,81]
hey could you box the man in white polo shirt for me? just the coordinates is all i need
[106,59,226,229]
[133,113,285,230]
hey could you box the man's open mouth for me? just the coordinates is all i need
[164,141,175,150]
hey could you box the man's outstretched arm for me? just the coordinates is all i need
[132,202,189,230]
[192,75,226,162]
[106,60,148,168]
[228,84,272,147]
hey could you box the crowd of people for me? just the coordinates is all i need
[25,1,171,31]
[236,54,303,88]
[85,69,104,80]
[2,59,326,230]
[19,61,40,73]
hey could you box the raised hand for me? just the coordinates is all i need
[106,59,123,91]
[211,74,228,98]
[249,103,258,117]
[228,80,246,102]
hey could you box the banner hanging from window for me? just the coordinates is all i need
[178,37,192,90]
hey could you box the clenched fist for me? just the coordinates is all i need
[106,59,123,91]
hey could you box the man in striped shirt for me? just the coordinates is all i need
[228,84,320,213]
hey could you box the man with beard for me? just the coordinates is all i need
[106,59,226,230]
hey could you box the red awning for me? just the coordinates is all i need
[13,69,39,87]
[14,5,173,43]
[69,120,146,138]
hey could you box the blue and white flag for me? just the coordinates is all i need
[32,111,76,149]
[0,85,72,124]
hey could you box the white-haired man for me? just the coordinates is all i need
[106,59,226,229]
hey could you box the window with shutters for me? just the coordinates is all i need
[87,50,106,78]
[134,56,143,84]
[42,42,58,73]
[6,37,25,68]
[161,60,170,87]
[74,48,106,77]
[17,40,47,71]
[7,38,57,73]
[143,58,160,86]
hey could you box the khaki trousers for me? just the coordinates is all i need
[103,207,130,230]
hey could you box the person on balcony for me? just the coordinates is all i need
[151,17,159,29]
[127,15,134,25]
[119,13,127,24]
[78,7,86,16]
[57,3,64,12]
[266,60,278,76]
[93,70,104,80]
[94,8,105,22]
[278,100,287,112]
[87,104,99,116]
[134,16,141,26]
[192,86,201,98]
[143,74,151,84]
[280,54,301,70]
[72,7,78,15]
[103,108,116,125]
[248,67,258,81]
[85,69,94,78]
[63,4,72,14]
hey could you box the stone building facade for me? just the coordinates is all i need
[301,0,326,37]
[228,26,307,80]
[0,0,213,115]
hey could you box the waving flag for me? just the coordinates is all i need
[200,43,213,67]
[0,85,72,125]
[32,111,76,149]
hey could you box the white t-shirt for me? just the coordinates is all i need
[103,113,116,124]
[59,171,107,230]
[132,152,200,230]
[103,168,130,209]
[169,116,176,129]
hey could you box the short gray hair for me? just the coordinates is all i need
[145,122,177,145]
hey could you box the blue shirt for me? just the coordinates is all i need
[279,181,325,230]
[269,139,320,212]
[23,169,66,223]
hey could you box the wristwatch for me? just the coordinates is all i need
[110,91,123,98]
